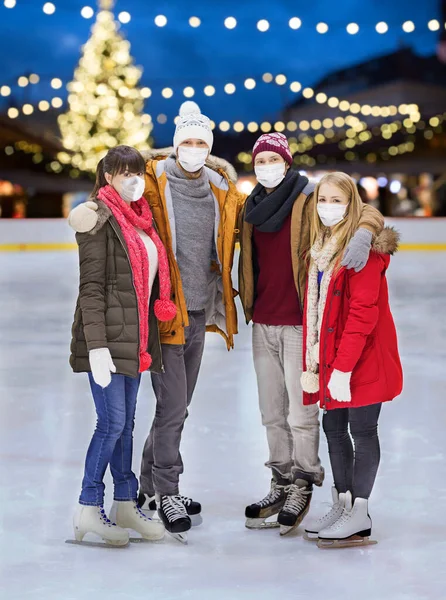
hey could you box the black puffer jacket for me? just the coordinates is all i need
[70,201,163,378]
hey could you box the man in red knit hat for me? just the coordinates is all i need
[239,132,385,536]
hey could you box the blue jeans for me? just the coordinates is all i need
[79,373,141,506]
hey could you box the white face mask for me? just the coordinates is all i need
[317,203,348,227]
[254,163,286,189]
[177,147,208,172]
[118,176,145,203]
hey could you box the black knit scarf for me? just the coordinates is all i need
[244,169,309,233]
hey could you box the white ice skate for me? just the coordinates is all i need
[67,505,129,548]
[304,487,346,541]
[317,491,377,549]
[110,500,165,543]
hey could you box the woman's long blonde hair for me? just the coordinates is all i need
[310,172,363,269]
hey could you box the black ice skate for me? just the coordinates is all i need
[278,479,313,536]
[156,494,192,544]
[245,479,287,529]
[138,492,202,526]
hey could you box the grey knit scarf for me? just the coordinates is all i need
[164,155,216,311]
[165,155,211,199]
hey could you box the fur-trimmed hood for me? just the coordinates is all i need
[141,147,238,184]
[372,226,400,255]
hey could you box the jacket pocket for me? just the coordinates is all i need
[350,337,379,387]
[105,288,125,341]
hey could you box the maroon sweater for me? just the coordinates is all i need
[252,214,303,326]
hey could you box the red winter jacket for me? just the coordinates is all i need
[303,228,403,410]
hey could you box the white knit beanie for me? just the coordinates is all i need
[173,101,214,151]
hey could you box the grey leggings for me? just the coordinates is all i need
[322,403,382,500]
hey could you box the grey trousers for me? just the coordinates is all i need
[140,311,206,496]
[253,324,324,486]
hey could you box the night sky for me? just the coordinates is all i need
[0,0,440,145]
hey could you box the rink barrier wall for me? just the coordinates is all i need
[0,218,445,252]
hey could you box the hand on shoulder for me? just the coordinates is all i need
[68,201,99,233]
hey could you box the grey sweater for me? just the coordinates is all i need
[165,157,216,311]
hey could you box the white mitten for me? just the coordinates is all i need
[328,369,352,402]
[89,348,116,389]
[68,201,99,233]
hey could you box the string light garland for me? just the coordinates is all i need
[1,69,421,131]
[156,105,421,133]
[236,112,445,169]
[2,2,443,34]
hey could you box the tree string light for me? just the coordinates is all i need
[57,0,152,172]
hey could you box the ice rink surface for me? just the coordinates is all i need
[0,250,445,600]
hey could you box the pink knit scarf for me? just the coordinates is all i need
[97,184,177,372]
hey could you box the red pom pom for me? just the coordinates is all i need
[154,299,177,322]
[139,352,152,372]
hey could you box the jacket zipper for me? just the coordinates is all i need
[159,175,187,335]
[156,304,165,373]
[109,219,141,375]
[321,277,336,412]
[150,219,165,372]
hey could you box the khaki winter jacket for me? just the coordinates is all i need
[238,186,385,323]
[70,201,163,378]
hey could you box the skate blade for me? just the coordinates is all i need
[317,536,378,549]
[65,539,129,549]
[279,508,309,537]
[190,514,203,528]
[168,531,188,544]
[279,523,300,537]
[245,517,280,530]
[129,535,165,544]
[303,532,319,542]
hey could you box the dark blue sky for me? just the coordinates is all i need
[0,0,440,145]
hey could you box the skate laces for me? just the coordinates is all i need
[315,502,341,525]
[326,507,353,531]
[179,495,192,507]
[283,484,311,515]
[162,495,187,522]
[99,507,116,527]
[258,482,284,508]
[133,501,152,521]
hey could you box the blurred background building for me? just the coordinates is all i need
[1,0,446,218]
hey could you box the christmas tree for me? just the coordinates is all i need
[58,0,152,172]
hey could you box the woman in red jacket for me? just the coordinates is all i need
[300,172,403,548]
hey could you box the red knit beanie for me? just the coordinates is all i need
[252,132,293,165]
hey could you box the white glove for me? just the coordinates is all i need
[68,201,99,233]
[89,348,116,389]
[328,369,352,402]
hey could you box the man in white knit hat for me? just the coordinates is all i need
[68,101,245,542]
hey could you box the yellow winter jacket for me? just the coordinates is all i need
[143,149,246,349]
